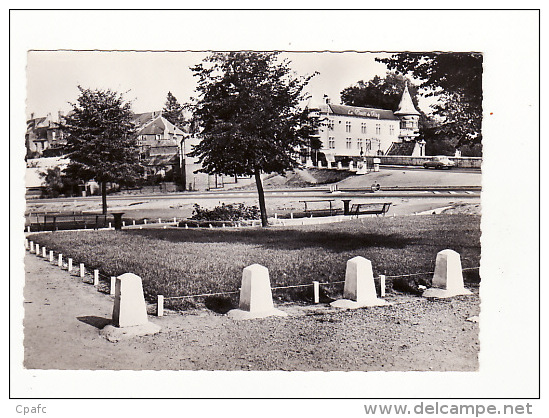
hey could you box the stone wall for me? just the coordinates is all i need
[364,155,482,169]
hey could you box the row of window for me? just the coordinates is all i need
[327,119,396,135]
[328,137,379,151]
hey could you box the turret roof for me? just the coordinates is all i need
[394,85,420,116]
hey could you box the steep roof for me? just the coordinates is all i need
[326,104,399,120]
[394,85,420,116]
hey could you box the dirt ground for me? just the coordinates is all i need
[23,251,479,371]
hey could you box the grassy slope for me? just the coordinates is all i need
[29,215,480,308]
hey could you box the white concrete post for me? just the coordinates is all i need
[228,264,287,320]
[68,258,73,272]
[133,220,136,226]
[185,224,188,229]
[222,223,226,228]
[144,219,147,224]
[35,243,40,255]
[42,247,47,258]
[27,226,31,233]
[313,281,320,304]
[58,254,63,267]
[158,218,162,224]
[49,250,54,263]
[112,273,149,327]
[274,213,278,220]
[122,221,126,227]
[29,241,34,253]
[290,212,294,219]
[110,276,116,296]
[173,217,177,223]
[380,274,386,297]
[423,250,472,298]
[157,295,164,317]
[108,222,112,229]
[94,269,99,286]
[25,239,29,250]
[331,256,387,308]
[80,263,85,278]
[209,223,213,229]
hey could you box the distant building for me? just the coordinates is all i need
[308,85,425,166]
[132,111,186,179]
[25,112,66,158]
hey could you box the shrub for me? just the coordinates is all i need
[190,203,260,221]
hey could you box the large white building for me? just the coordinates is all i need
[309,85,424,166]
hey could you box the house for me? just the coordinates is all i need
[25,112,66,158]
[308,85,425,166]
[132,111,187,179]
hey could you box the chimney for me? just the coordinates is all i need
[57,110,64,122]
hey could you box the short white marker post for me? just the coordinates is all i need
[42,247,47,258]
[35,243,40,255]
[49,250,54,263]
[110,276,116,296]
[122,221,126,227]
[173,217,177,223]
[222,223,226,228]
[290,212,294,219]
[144,219,147,225]
[27,226,31,233]
[108,222,112,229]
[68,258,73,272]
[25,239,29,250]
[274,213,278,220]
[209,223,213,229]
[158,218,162,224]
[380,274,386,297]
[132,220,136,226]
[80,263,85,278]
[313,281,320,304]
[157,295,164,317]
[185,224,188,229]
[29,241,34,253]
[94,270,99,286]
[58,254,63,267]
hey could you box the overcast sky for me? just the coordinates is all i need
[26,50,434,119]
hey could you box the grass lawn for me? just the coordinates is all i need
[28,214,481,310]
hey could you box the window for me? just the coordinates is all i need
[365,139,372,153]
[357,138,363,150]
[389,125,395,136]
[376,124,381,135]
[346,138,352,149]
[328,137,335,149]
[327,119,334,130]
[345,121,352,132]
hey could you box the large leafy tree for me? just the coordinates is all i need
[190,52,316,226]
[340,72,421,111]
[162,91,185,128]
[62,86,142,214]
[377,52,483,148]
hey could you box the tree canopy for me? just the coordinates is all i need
[340,72,420,111]
[162,91,185,128]
[62,86,142,213]
[189,52,316,226]
[377,52,483,148]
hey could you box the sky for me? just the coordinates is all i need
[25,50,433,119]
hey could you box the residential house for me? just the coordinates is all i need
[25,112,66,158]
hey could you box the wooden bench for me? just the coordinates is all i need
[350,202,392,218]
[27,212,108,231]
[299,199,340,217]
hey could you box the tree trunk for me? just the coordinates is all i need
[254,168,268,227]
[101,181,108,215]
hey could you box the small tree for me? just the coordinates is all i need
[190,52,316,226]
[162,91,185,128]
[62,86,142,214]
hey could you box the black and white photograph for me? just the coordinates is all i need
[9,8,540,407]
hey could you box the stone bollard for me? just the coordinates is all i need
[42,247,47,258]
[29,241,34,253]
[313,281,320,304]
[80,263,85,278]
[58,254,63,267]
[173,217,177,223]
[122,221,126,227]
[35,243,40,255]
[108,222,112,229]
[25,239,29,250]
[27,226,31,233]
[133,220,136,226]
[227,264,288,320]
[49,250,54,263]
[331,256,388,309]
[68,258,73,272]
[100,273,161,342]
[158,218,162,224]
[380,274,386,297]
[422,250,472,298]
[94,270,99,286]
[144,219,147,225]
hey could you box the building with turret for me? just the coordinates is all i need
[308,85,425,166]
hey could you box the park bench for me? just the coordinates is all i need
[349,202,392,218]
[26,212,108,231]
[299,199,341,217]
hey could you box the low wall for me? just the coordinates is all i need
[365,156,482,169]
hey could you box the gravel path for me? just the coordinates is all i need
[23,252,479,371]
